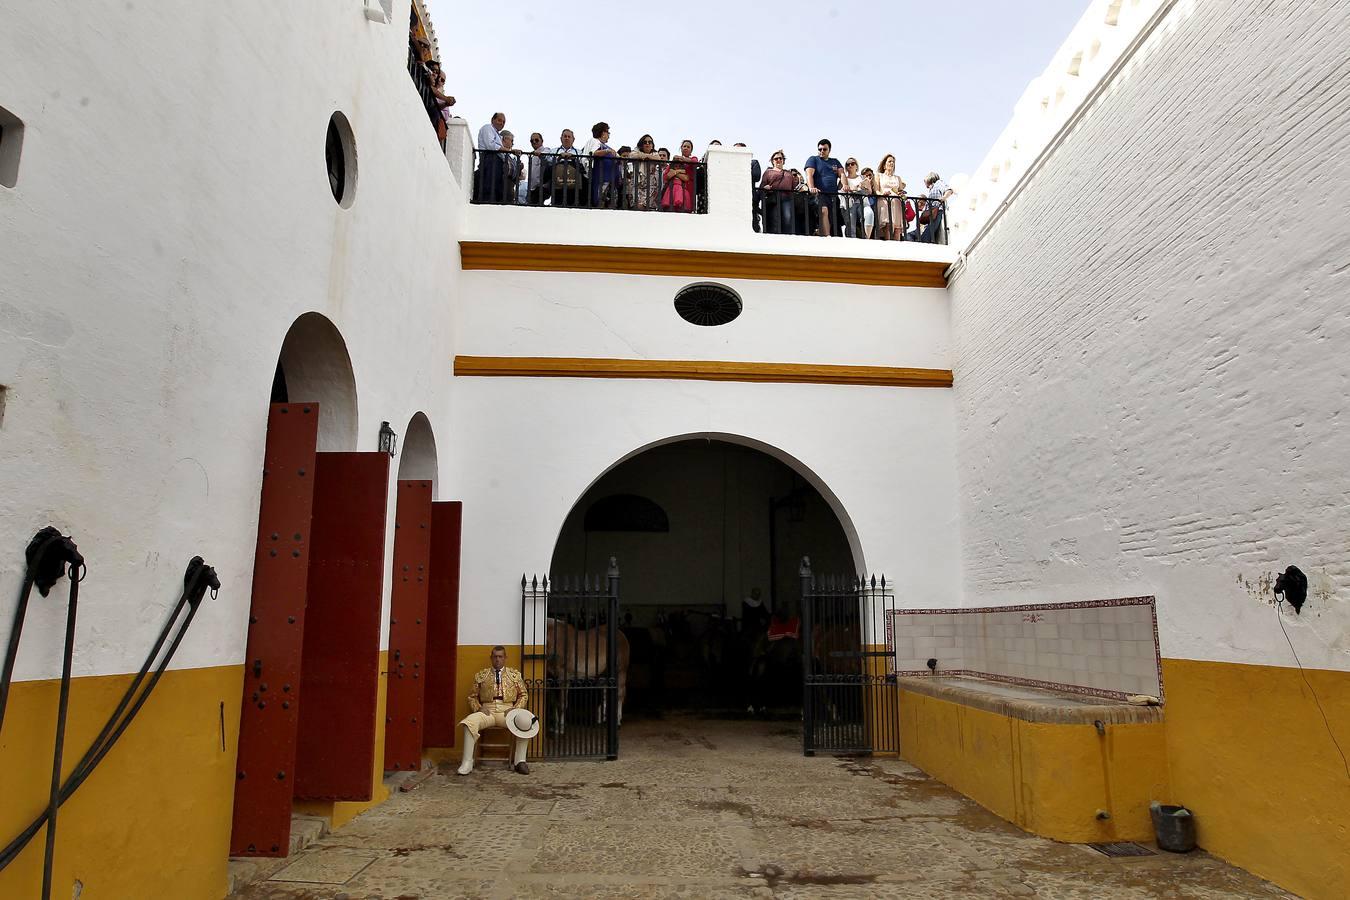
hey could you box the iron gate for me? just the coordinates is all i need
[800,557,899,756]
[520,559,620,760]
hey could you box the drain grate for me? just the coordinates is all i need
[1089,842,1155,858]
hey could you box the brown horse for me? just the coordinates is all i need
[544,618,630,734]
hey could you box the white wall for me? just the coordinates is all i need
[0,1,464,679]
[458,271,951,369]
[449,378,960,644]
[947,0,1350,671]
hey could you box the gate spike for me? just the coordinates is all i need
[542,574,549,591]
[521,573,527,589]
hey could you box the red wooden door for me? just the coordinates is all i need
[293,452,390,800]
[230,403,319,857]
[422,501,462,748]
[383,480,433,771]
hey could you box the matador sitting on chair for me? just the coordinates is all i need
[458,644,537,776]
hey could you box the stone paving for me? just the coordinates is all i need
[230,715,1290,900]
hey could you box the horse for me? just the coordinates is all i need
[544,617,630,735]
[746,619,802,715]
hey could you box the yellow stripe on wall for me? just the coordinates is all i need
[454,356,953,388]
[1161,658,1350,900]
[0,664,243,900]
[459,241,949,288]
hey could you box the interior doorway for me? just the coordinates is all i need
[549,438,856,719]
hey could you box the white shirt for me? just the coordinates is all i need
[527,147,552,189]
[581,137,601,172]
[477,122,503,152]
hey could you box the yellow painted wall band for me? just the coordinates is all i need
[453,356,953,388]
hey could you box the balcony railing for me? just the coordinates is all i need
[407,48,446,149]
[471,148,707,212]
[758,189,948,244]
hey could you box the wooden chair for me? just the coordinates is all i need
[475,726,512,764]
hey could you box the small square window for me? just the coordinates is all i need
[0,105,24,188]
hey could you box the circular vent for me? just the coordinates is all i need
[674,283,742,326]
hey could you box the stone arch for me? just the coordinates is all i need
[553,431,865,575]
[398,411,438,492]
[274,312,358,451]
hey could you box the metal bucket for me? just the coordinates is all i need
[1150,802,1197,853]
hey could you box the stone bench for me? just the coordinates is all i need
[896,675,1167,843]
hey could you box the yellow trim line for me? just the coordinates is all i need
[454,356,953,388]
[459,241,948,288]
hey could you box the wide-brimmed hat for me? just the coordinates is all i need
[505,707,540,740]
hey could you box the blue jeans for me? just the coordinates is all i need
[765,192,794,234]
[921,208,945,243]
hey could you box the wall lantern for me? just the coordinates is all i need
[378,421,398,458]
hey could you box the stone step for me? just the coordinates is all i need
[225,813,331,896]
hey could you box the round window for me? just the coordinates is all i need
[325,112,357,207]
[674,283,742,326]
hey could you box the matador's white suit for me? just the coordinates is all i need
[458,664,533,775]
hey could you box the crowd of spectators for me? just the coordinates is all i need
[474,116,708,213]
[474,113,952,243]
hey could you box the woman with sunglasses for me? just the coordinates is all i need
[759,150,797,234]
[625,134,662,211]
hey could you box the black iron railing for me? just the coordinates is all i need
[758,187,948,244]
[406,48,446,149]
[472,148,707,213]
[520,563,621,761]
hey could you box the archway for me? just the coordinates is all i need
[548,437,857,719]
[397,411,438,487]
[270,311,358,451]
[231,313,390,858]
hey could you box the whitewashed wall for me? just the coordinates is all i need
[947,0,1350,671]
[458,271,951,369]
[449,378,960,645]
[0,1,463,679]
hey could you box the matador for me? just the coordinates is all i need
[458,645,535,775]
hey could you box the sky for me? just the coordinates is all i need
[428,0,1088,189]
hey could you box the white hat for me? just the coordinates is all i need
[505,707,540,740]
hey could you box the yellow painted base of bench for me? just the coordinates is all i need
[897,682,1169,843]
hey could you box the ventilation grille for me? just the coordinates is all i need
[1088,842,1155,858]
[674,283,742,326]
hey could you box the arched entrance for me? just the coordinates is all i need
[548,437,857,719]
[231,313,391,858]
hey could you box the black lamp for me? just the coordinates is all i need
[378,420,398,458]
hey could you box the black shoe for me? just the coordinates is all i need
[514,762,530,775]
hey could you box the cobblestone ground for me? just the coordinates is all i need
[231,715,1290,900]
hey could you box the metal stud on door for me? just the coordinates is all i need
[384,480,433,771]
[230,403,319,858]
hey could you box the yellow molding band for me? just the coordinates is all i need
[459,241,948,288]
[453,355,953,388]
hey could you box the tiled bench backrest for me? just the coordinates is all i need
[889,597,1162,701]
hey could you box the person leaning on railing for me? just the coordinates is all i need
[660,140,699,213]
[859,167,878,239]
[626,135,663,211]
[759,150,798,235]
[525,132,549,206]
[875,154,907,241]
[476,112,520,204]
[804,139,845,236]
[918,171,954,243]
[582,122,621,210]
[841,158,867,239]
[550,129,586,207]
[499,130,523,204]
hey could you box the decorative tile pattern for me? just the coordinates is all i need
[888,597,1163,701]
